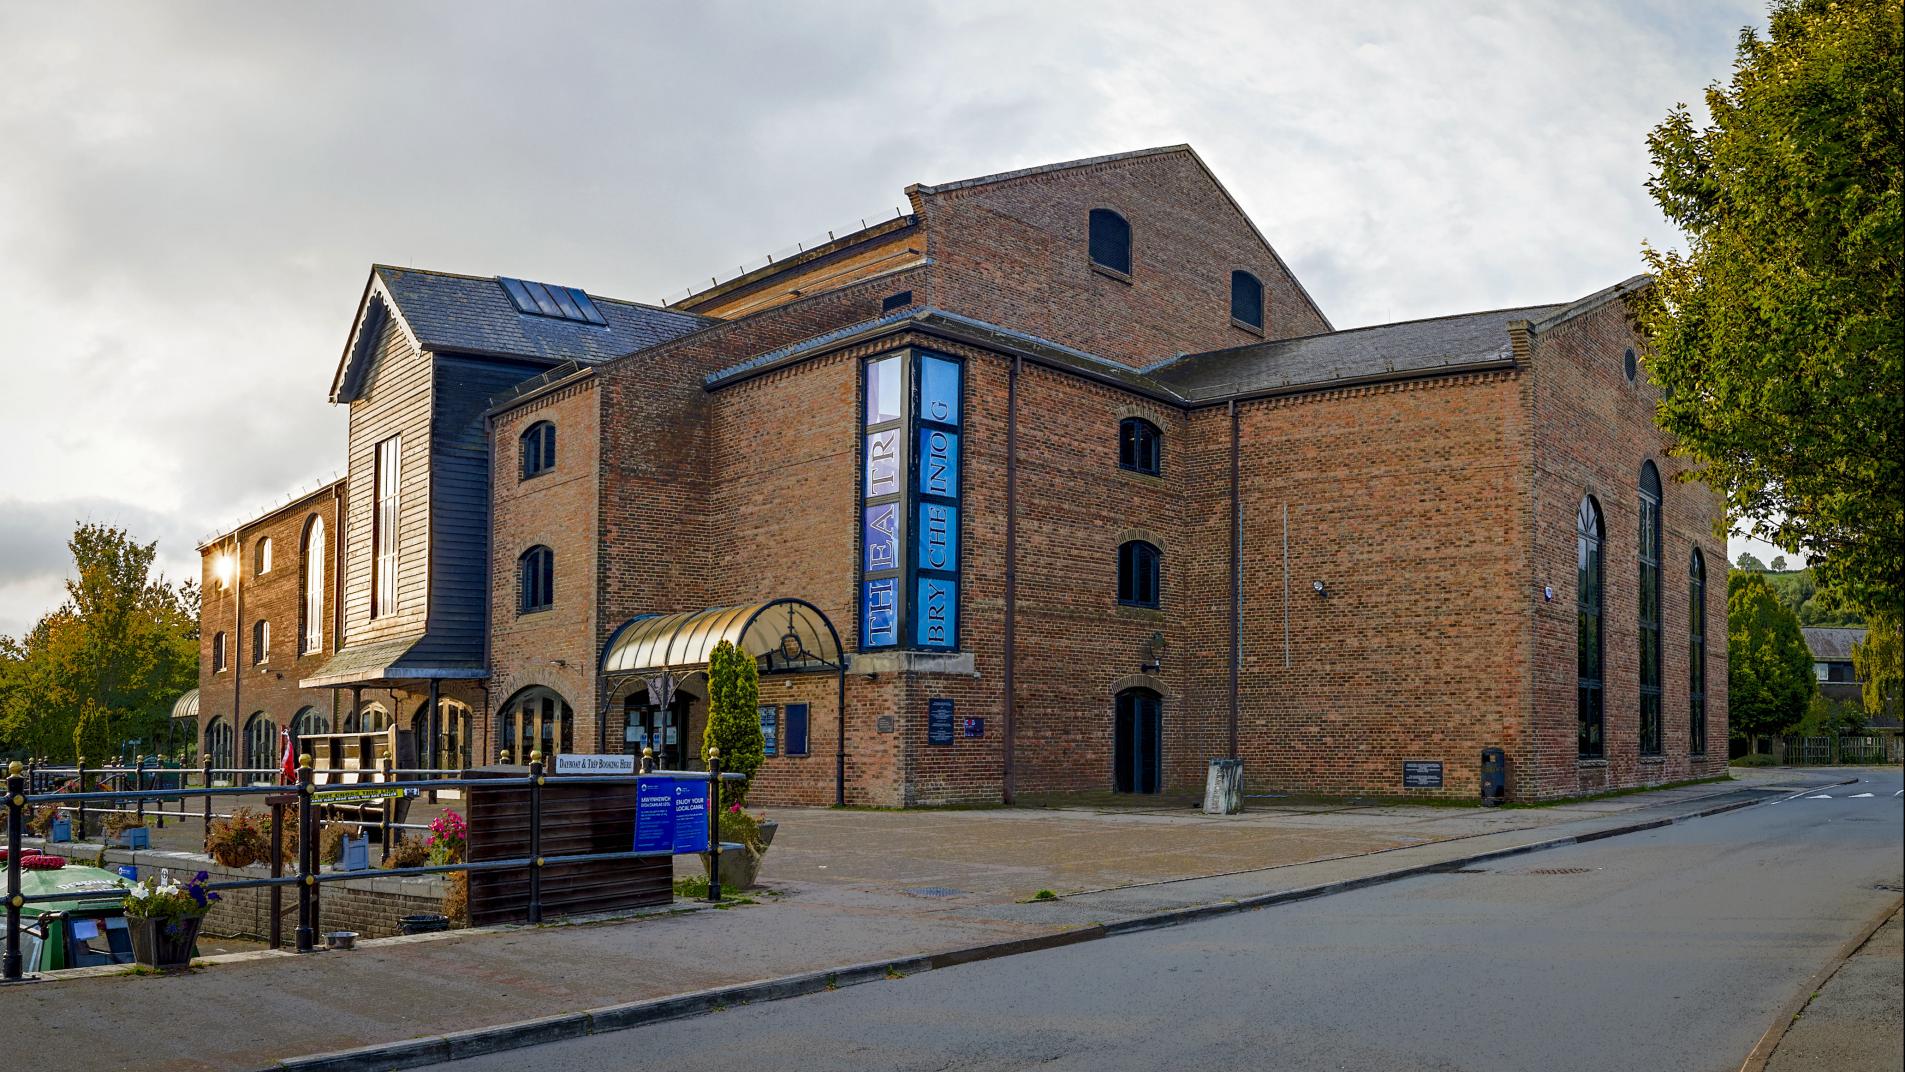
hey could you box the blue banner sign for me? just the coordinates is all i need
[917,502,957,572]
[919,354,962,427]
[672,779,710,855]
[634,777,675,854]
[916,576,956,649]
[862,578,898,648]
[864,430,900,497]
[864,503,899,572]
[918,427,959,498]
[759,705,778,757]
[858,348,962,653]
[928,698,955,746]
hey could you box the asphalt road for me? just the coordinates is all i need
[441,770,1904,1072]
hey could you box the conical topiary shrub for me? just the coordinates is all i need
[703,640,763,807]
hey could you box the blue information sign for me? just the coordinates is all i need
[862,577,898,647]
[634,777,675,854]
[864,503,899,572]
[918,427,959,498]
[919,354,962,427]
[760,705,778,757]
[962,717,984,738]
[916,502,957,572]
[915,575,957,649]
[928,698,955,746]
[672,779,710,854]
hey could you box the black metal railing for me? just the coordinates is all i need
[4,748,744,980]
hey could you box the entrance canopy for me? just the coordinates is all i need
[171,688,200,721]
[601,598,843,676]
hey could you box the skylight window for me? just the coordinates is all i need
[498,276,609,325]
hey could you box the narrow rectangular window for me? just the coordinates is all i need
[784,703,810,756]
[373,435,402,618]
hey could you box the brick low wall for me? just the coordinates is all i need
[21,839,447,941]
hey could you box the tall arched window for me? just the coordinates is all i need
[520,421,556,479]
[354,703,391,733]
[212,631,227,672]
[499,686,573,762]
[204,716,235,776]
[1088,208,1131,276]
[1118,540,1161,608]
[519,545,555,613]
[1689,548,1707,755]
[1638,462,1663,756]
[1577,496,1604,758]
[255,537,273,575]
[1119,418,1161,476]
[1113,688,1162,794]
[252,620,270,664]
[1230,270,1264,331]
[243,712,278,776]
[413,699,473,772]
[301,516,325,655]
[291,706,330,752]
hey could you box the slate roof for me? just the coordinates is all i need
[375,266,708,365]
[1803,627,1865,662]
[1147,303,1565,403]
[299,636,487,689]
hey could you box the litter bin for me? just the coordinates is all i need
[1480,747,1507,807]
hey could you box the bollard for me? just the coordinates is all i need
[640,746,654,775]
[527,751,544,925]
[706,748,722,903]
[6,761,25,980]
[296,755,315,954]
[500,748,512,765]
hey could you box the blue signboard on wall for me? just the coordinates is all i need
[672,779,710,855]
[759,705,778,757]
[857,348,962,654]
[916,576,957,649]
[864,430,900,497]
[917,502,957,572]
[918,427,959,498]
[862,578,898,648]
[634,777,675,854]
[919,354,962,426]
[864,503,899,572]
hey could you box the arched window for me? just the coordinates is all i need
[1638,462,1663,756]
[1088,208,1131,276]
[1230,270,1264,331]
[1119,418,1162,476]
[1113,688,1162,794]
[1576,496,1604,758]
[252,620,270,664]
[291,706,329,753]
[519,545,555,613]
[204,716,235,776]
[520,421,556,480]
[243,712,278,776]
[212,631,227,672]
[356,703,391,733]
[301,516,325,655]
[255,537,273,575]
[1118,540,1161,608]
[1689,548,1707,755]
[1623,347,1639,383]
[413,699,473,772]
[498,686,573,763]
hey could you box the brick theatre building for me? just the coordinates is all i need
[186,145,1728,805]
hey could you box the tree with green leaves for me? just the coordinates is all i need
[1851,612,1901,718]
[1769,556,1787,573]
[0,524,198,762]
[1639,0,1902,620]
[1727,572,1815,750]
[1735,553,1767,572]
[702,640,763,807]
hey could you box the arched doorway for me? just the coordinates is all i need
[498,686,573,762]
[204,717,235,779]
[243,712,278,778]
[413,699,472,771]
[619,671,706,771]
[1113,689,1162,794]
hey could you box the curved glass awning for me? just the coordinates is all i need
[601,598,844,676]
[171,688,200,721]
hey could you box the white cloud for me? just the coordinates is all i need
[0,0,1770,634]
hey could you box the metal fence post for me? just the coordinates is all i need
[706,748,722,903]
[269,796,285,951]
[527,751,544,925]
[75,756,88,840]
[201,755,214,852]
[296,755,315,953]
[135,754,147,827]
[379,756,394,852]
[640,746,654,775]
[6,762,24,980]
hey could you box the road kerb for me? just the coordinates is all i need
[261,775,1858,1072]
[1736,895,1904,1072]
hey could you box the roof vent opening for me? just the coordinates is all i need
[881,290,914,313]
[499,277,609,326]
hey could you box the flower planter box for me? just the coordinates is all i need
[698,842,762,891]
[49,818,72,843]
[115,827,151,849]
[129,915,204,970]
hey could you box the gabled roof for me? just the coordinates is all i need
[1803,627,1865,662]
[331,266,709,402]
[1147,302,1566,403]
[907,144,1333,331]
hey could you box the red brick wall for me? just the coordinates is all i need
[918,149,1330,365]
[1528,296,1729,798]
[197,484,346,768]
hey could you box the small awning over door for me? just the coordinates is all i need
[171,688,200,721]
[600,598,844,675]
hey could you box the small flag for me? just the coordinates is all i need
[280,726,296,784]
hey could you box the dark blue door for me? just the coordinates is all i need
[1114,689,1162,794]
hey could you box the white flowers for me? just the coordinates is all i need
[129,884,150,900]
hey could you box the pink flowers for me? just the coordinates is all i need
[426,809,468,865]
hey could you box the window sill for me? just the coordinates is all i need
[1115,604,1164,623]
[1090,263,1133,285]
[516,607,556,620]
[1638,755,1666,764]
[1116,465,1165,482]
[1229,317,1265,337]
[1575,758,1608,768]
[520,469,553,483]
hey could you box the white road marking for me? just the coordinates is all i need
[1806,794,1833,799]
[1850,793,1874,798]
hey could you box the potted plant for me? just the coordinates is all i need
[701,802,772,890]
[123,870,220,969]
[105,812,150,849]
[698,641,773,890]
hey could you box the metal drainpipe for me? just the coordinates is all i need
[1002,354,1020,804]
[1228,400,1240,762]
[233,533,244,769]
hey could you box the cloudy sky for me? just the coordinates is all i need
[0,1,1788,637]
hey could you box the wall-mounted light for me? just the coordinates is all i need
[1311,579,1329,598]
[1542,585,1555,603]
[211,553,236,589]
